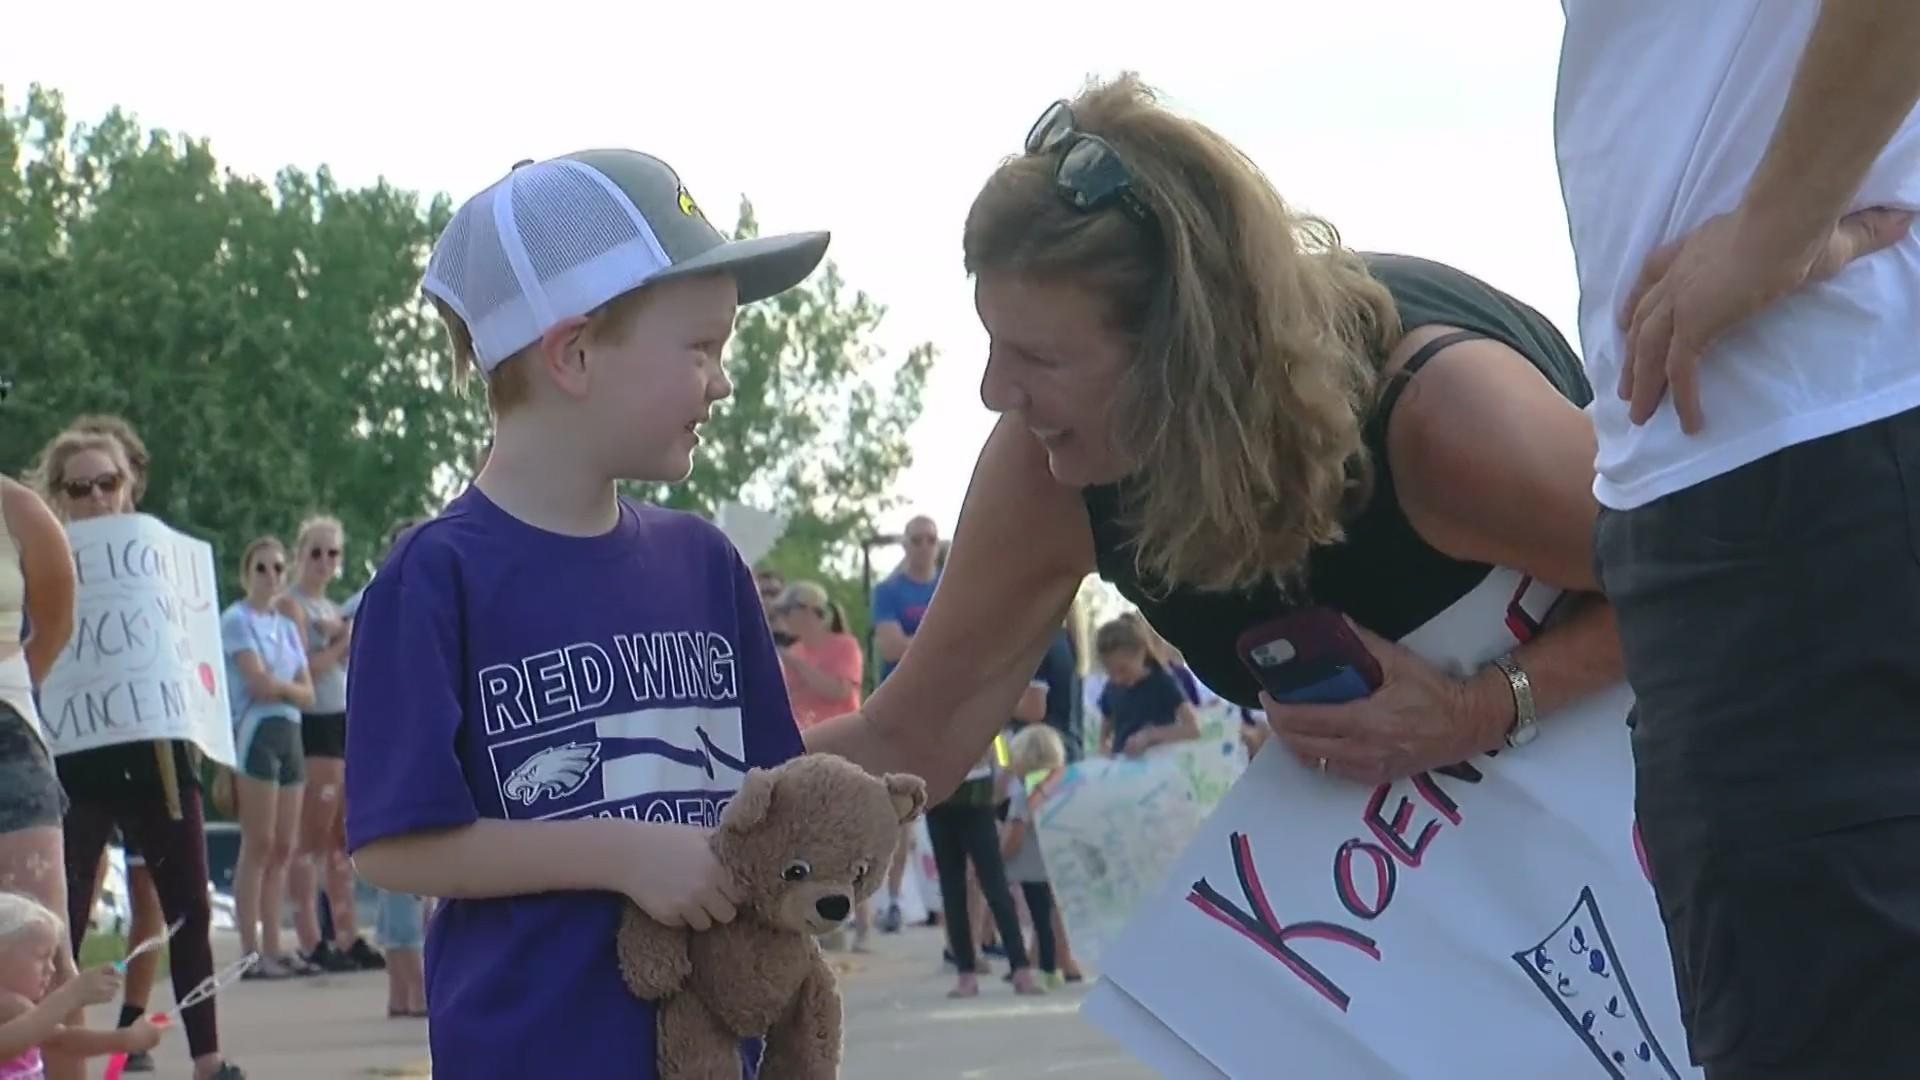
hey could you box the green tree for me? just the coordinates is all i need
[0,84,484,595]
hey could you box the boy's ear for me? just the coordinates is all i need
[722,768,778,834]
[535,315,592,398]
[884,774,927,824]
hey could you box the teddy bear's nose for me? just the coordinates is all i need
[815,895,851,922]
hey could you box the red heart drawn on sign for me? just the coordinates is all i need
[198,663,216,695]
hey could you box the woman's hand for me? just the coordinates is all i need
[1263,624,1506,785]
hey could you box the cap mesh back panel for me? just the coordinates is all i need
[425,187,523,333]
[511,163,646,292]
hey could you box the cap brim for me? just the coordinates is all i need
[649,231,831,304]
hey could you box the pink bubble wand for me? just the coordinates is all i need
[103,952,258,1080]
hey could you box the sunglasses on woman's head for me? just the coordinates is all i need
[61,472,124,500]
[1024,100,1156,227]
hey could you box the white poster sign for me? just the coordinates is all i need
[1034,722,1247,968]
[40,514,236,767]
[714,502,789,567]
[1088,568,1697,1079]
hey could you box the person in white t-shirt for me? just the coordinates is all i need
[1558,3,1920,1073]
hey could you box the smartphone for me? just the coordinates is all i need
[1235,607,1383,705]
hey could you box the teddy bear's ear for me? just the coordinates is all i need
[884,774,928,824]
[722,768,778,834]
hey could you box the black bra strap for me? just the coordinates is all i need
[1369,329,1490,438]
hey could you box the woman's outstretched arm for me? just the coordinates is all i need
[806,416,1093,800]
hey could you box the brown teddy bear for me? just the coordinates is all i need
[616,754,927,1079]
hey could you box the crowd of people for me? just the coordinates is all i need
[0,414,428,1080]
[2,5,1915,1075]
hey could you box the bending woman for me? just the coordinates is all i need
[807,75,1621,819]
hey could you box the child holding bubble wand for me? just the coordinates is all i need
[0,893,163,1074]
[100,954,258,1080]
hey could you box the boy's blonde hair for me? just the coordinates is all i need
[434,285,662,416]
[1008,724,1068,777]
[0,891,63,947]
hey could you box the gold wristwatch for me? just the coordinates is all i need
[1491,653,1537,748]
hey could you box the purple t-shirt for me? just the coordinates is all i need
[344,488,801,1079]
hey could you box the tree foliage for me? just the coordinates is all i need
[1,85,933,608]
[0,84,482,594]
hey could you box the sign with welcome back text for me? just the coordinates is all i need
[40,514,236,767]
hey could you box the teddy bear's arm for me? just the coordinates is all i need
[616,901,693,1001]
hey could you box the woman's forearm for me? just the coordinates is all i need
[1458,592,1622,747]
[807,660,1037,803]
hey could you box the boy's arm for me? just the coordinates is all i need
[355,817,717,908]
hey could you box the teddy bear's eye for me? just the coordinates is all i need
[782,859,812,882]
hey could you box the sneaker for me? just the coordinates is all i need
[879,903,903,934]
[346,937,387,971]
[240,955,295,980]
[121,1049,155,1072]
[306,942,357,973]
[1011,968,1046,996]
[203,1063,246,1080]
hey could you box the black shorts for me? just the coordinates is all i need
[1597,408,1920,1075]
[301,712,347,759]
[0,702,64,831]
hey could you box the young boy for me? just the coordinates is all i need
[344,150,829,1078]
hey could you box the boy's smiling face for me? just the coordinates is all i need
[584,273,739,483]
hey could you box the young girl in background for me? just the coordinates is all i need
[999,725,1081,986]
[0,893,160,1075]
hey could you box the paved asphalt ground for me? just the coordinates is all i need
[87,924,1156,1079]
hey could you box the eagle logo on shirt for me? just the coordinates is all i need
[502,741,602,806]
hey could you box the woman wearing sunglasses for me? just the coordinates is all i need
[275,514,384,975]
[221,536,314,983]
[35,422,246,1080]
[808,73,1622,834]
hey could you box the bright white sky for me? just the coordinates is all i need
[3,0,1579,554]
